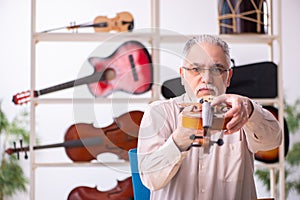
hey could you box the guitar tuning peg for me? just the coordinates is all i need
[19,139,28,160]
[216,138,224,146]
[69,21,78,33]
[13,141,19,160]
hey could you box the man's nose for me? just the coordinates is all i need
[200,69,213,82]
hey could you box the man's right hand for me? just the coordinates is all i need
[172,105,201,151]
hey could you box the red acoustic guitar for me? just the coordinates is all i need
[12,40,153,105]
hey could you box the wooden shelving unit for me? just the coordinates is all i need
[28,0,285,199]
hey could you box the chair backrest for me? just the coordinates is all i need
[128,148,150,200]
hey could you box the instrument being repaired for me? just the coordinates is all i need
[181,95,230,153]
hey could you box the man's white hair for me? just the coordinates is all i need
[182,34,231,67]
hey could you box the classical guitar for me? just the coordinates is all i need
[41,11,134,33]
[12,41,153,105]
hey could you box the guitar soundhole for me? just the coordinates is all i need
[103,68,116,81]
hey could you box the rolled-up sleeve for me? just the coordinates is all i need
[137,101,188,190]
[243,101,283,153]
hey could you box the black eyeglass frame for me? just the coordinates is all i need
[181,66,231,76]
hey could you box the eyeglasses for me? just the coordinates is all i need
[182,65,230,76]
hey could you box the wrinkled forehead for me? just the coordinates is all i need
[184,43,228,67]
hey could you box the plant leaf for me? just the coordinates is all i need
[286,142,300,166]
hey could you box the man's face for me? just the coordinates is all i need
[180,42,232,99]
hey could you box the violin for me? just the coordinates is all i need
[5,111,144,162]
[181,103,290,161]
[180,95,230,130]
[181,109,230,130]
[181,99,229,152]
[67,177,134,200]
[41,11,134,33]
[12,40,153,105]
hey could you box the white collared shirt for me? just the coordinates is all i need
[137,94,282,200]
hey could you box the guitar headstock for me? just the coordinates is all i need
[5,147,17,155]
[5,141,29,159]
[12,90,37,105]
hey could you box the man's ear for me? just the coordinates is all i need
[179,67,185,85]
[226,68,233,87]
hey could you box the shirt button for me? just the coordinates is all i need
[201,188,206,193]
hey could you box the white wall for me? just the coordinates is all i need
[1,0,300,199]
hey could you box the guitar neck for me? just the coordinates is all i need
[68,22,108,29]
[37,71,104,96]
[42,22,108,33]
[7,137,103,156]
[35,137,102,149]
[12,142,72,152]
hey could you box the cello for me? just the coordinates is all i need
[5,111,144,162]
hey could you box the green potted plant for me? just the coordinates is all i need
[0,103,30,200]
[255,98,300,197]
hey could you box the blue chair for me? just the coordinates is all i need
[128,148,150,200]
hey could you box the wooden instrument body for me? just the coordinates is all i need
[254,106,290,163]
[88,41,153,97]
[93,12,134,32]
[181,101,230,130]
[12,41,153,105]
[67,177,134,200]
[5,111,144,162]
[182,111,229,130]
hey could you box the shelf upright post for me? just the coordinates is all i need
[30,0,37,199]
[268,0,285,199]
[151,0,161,101]
[276,0,285,199]
[266,1,285,199]
[269,167,276,198]
[268,1,276,197]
